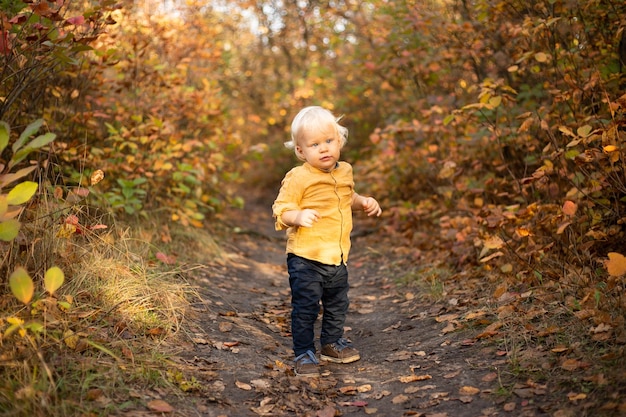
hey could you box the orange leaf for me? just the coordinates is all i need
[606,252,626,277]
[493,283,507,299]
[561,359,589,371]
[459,386,481,395]
[399,374,432,383]
[562,200,577,216]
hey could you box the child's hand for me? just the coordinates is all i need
[362,197,382,217]
[295,209,320,227]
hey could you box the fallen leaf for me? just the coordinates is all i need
[340,386,357,394]
[236,381,252,390]
[459,386,480,395]
[568,392,587,402]
[483,235,505,249]
[392,394,409,404]
[386,351,413,361]
[219,322,233,332]
[155,251,176,264]
[364,408,378,415]
[475,330,499,339]
[441,322,456,334]
[503,402,516,411]
[606,252,626,277]
[85,388,104,401]
[459,396,474,403]
[316,405,336,417]
[482,372,497,382]
[399,374,432,383]
[561,358,590,371]
[147,399,174,413]
[64,329,79,350]
[551,346,569,353]
[562,200,577,216]
[493,283,507,299]
[251,379,270,390]
[339,400,368,407]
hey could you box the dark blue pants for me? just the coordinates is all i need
[287,254,349,357]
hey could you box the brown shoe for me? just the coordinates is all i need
[320,338,360,364]
[294,350,320,377]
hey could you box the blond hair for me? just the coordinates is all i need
[285,106,348,159]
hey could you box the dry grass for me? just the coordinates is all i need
[0,208,218,417]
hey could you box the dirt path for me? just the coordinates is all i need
[170,196,551,417]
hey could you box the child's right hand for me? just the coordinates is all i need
[295,209,320,227]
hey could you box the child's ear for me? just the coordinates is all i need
[295,146,304,157]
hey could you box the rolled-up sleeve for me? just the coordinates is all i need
[272,169,302,231]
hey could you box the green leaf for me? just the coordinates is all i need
[27,132,56,150]
[0,121,9,154]
[0,219,20,241]
[24,321,44,333]
[12,119,43,153]
[443,114,455,126]
[9,267,34,304]
[84,339,122,362]
[57,301,72,310]
[6,181,38,205]
[488,96,502,108]
[9,133,56,168]
[44,266,65,295]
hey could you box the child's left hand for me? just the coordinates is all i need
[362,197,382,217]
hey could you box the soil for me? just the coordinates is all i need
[164,193,558,417]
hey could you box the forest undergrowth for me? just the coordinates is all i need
[2,0,626,416]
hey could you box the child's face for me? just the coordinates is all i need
[296,124,342,171]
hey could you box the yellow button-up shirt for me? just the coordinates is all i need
[273,161,354,266]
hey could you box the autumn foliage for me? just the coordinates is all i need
[1,0,626,415]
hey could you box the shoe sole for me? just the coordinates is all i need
[320,354,360,364]
[295,370,320,377]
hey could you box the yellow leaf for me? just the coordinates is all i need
[534,52,548,62]
[0,219,20,241]
[56,223,76,239]
[603,145,618,153]
[9,267,34,304]
[7,317,24,326]
[488,96,502,108]
[64,329,79,349]
[6,181,38,205]
[606,252,626,277]
[90,169,105,186]
[44,266,64,295]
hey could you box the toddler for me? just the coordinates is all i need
[272,106,382,377]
